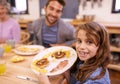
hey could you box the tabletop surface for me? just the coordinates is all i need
[0,44,65,84]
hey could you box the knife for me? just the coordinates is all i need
[16,75,39,83]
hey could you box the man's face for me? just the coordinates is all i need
[44,1,63,26]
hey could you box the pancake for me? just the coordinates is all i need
[36,58,49,69]
[52,51,65,59]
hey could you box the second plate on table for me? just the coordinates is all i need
[13,45,45,55]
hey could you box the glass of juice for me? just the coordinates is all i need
[0,60,6,75]
[4,44,12,53]
[6,39,15,48]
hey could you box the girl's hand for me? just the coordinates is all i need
[62,70,70,84]
[37,73,51,84]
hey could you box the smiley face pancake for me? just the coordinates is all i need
[52,51,66,59]
[35,58,49,69]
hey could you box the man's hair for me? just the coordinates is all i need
[46,0,66,7]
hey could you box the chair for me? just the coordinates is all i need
[19,31,30,44]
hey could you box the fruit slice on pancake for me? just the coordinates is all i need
[52,50,70,59]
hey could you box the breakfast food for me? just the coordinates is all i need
[50,60,68,73]
[52,50,71,59]
[31,46,77,76]
[35,58,49,69]
[52,51,66,59]
[16,46,40,54]
[11,55,25,63]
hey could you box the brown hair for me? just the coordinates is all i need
[45,0,66,7]
[75,22,111,83]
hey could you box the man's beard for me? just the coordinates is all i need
[45,15,58,25]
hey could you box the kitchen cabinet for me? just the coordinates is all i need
[105,24,120,71]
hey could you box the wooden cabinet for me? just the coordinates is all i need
[105,24,120,71]
[70,20,120,71]
[104,22,120,53]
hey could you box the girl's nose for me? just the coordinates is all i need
[79,42,86,49]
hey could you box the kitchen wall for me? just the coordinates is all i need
[17,0,120,23]
[13,0,40,20]
[79,0,120,23]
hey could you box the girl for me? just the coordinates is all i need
[69,22,111,84]
[38,22,111,84]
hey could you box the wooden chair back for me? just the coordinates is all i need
[20,31,30,44]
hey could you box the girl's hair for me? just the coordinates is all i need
[0,0,10,11]
[45,0,66,7]
[75,22,111,83]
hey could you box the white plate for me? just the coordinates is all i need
[31,46,77,76]
[13,45,45,55]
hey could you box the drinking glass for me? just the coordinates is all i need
[0,47,4,57]
[6,39,15,48]
[0,60,6,75]
[4,44,12,53]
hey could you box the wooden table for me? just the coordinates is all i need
[0,45,65,84]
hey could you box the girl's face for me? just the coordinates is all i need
[0,5,8,19]
[76,30,99,62]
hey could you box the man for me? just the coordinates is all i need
[31,0,75,47]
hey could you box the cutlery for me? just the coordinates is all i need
[16,75,39,83]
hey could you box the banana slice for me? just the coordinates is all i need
[11,55,25,63]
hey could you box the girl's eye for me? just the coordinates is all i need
[87,40,93,45]
[76,39,81,43]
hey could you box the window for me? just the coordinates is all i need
[112,0,120,13]
[7,0,28,14]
